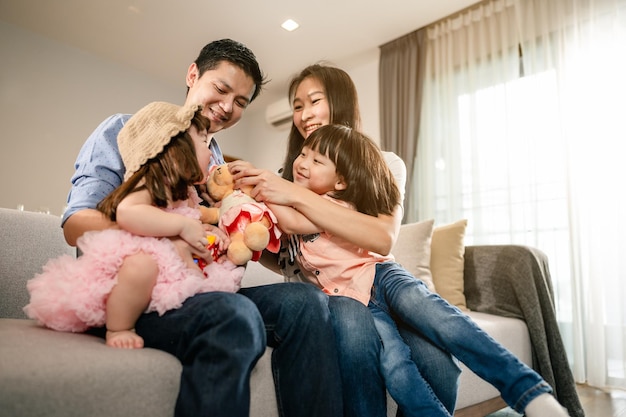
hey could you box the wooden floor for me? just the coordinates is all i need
[576,385,626,417]
[486,384,626,417]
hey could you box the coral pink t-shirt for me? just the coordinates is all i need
[296,196,394,306]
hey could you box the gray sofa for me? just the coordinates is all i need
[0,207,577,417]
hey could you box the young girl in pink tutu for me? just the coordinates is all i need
[25,101,243,349]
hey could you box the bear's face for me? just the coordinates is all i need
[207,164,234,201]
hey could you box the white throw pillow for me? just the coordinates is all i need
[393,219,436,292]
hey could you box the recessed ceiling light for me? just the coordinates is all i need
[281,19,300,32]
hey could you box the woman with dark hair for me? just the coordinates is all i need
[232,63,461,416]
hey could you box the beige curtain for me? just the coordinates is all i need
[378,29,426,222]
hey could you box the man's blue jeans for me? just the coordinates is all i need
[240,283,343,417]
[329,294,461,417]
[136,282,343,417]
[369,262,553,416]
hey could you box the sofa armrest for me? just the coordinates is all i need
[0,208,75,319]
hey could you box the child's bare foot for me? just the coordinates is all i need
[106,329,144,349]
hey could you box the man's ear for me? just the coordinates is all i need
[334,177,347,191]
[186,63,199,89]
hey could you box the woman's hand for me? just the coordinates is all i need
[230,162,302,205]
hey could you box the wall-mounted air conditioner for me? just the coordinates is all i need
[265,98,292,129]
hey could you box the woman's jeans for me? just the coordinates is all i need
[135,282,343,417]
[329,295,461,417]
[369,262,553,416]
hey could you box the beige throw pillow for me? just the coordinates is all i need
[430,219,468,310]
[393,219,436,292]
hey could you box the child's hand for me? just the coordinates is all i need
[202,223,231,252]
[180,217,210,254]
[194,234,219,266]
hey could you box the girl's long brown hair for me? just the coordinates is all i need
[98,110,210,221]
[305,124,400,217]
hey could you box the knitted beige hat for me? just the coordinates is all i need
[118,101,202,180]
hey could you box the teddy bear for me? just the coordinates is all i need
[199,164,281,265]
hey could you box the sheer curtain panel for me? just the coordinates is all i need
[393,0,626,390]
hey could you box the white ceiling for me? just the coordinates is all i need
[0,0,479,107]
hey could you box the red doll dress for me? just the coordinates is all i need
[24,189,244,333]
[218,190,282,261]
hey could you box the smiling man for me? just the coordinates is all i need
[60,39,344,417]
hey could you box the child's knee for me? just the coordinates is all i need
[121,252,158,287]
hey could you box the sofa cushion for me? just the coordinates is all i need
[0,319,181,417]
[431,219,468,310]
[242,259,284,287]
[392,219,436,291]
[0,208,76,319]
[394,219,468,308]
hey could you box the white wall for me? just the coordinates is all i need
[0,20,381,215]
[0,21,183,215]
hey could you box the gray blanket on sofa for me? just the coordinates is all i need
[463,245,584,417]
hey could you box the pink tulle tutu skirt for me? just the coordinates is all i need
[24,229,243,332]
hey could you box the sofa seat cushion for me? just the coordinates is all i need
[455,311,532,410]
[0,319,181,417]
[242,260,284,287]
